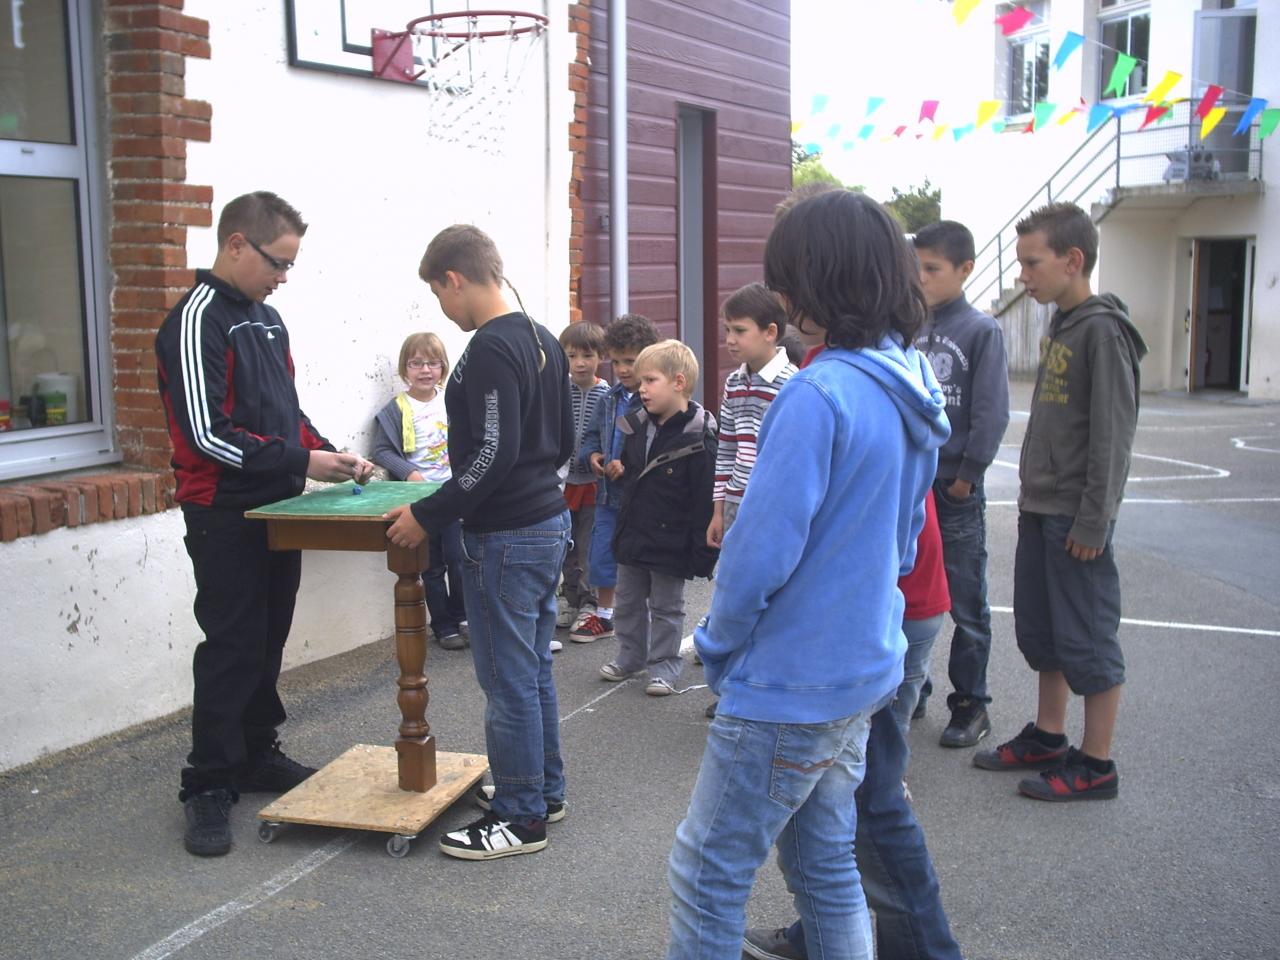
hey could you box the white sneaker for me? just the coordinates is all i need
[556,595,574,629]
[439,811,547,861]
[549,638,563,653]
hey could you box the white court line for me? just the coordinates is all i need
[991,452,1229,483]
[134,659,636,960]
[130,834,358,960]
[1231,435,1280,454]
[988,497,1280,506]
[990,606,1280,638]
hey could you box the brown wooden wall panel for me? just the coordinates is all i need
[582,0,791,405]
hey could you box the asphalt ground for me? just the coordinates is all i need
[2,381,1278,960]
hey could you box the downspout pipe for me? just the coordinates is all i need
[608,0,628,315]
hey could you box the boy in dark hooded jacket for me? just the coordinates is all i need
[975,201,1147,803]
[599,339,718,696]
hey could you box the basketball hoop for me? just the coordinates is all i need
[371,10,549,154]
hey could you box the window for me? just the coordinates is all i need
[0,1,114,479]
[1099,6,1151,100]
[1193,8,1256,104]
[1000,2,1050,116]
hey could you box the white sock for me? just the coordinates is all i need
[596,606,614,621]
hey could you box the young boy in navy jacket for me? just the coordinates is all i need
[667,190,949,959]
[598,340,718,696]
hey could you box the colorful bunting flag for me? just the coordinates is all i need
[790,120,802,135]
[932,124,950,141]
[1086,104,1114,133]
[1138,104,1169,130]
[1196,85,1225,120]
[1200,106,1227,140]
[953,0,981,26]
[1233,97,1268,136]
[866,96,885,117]
[892,125,907,139]
[995,5,1034,35]
[804,142,820,154]
[1052,32,1084,70]
[952,124,976,141]
[976,100,1002,128]
[827,123,842,138]
[1260,109,1280,141]
[1104,54,1138,98]
[1032,102,1057,130]
[858,123,875,140]
[920,100,940,123]
[811,94,829,115]
[991,119,1007,134]
[1143,71,1183,105]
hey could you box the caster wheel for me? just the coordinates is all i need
[386,834,413,858]
[257,821,281,844]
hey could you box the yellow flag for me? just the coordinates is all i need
[1200,106,1227,140]
[932,124,950,141]
[790,120,802,135]
[953,0,981,26]
[1143,71,1183,104]
[976,100,1001,128]
[1057,109,1081,126]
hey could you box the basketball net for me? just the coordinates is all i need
[408,14,547,154]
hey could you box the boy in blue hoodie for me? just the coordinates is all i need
[667,190,949,960]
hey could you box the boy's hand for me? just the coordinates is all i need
[353,457,376,484]
[406,470,425,482]
[589,452,605,477]
[307,450,363,483]
[605,459,625,481]
[1065,535,1102,562]
[946,479,973,499]
[706,513,724,549]
[384,504,427,548]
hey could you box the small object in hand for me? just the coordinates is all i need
[352,485,363,495]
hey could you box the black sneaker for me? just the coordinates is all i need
[183,788,235,857]
[1018,747,1119,802]
[439,810,547,860]
[743,926,806,960]
[973,722,1071,771]
[939,697,992,748]
[473,784,565,823]
[238,743,317,793]
[704,699,718,719]
[911,696,927,721]
[437,630,467,651]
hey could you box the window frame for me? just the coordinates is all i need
[1007,29,1052,118]
[0,0,117,482]
[1097,3,1152,102]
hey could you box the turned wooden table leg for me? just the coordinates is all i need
[388,541,437,792]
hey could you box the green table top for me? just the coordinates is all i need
[246,481,441,520]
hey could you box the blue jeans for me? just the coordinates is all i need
[890,614,945,739]
[458,510,571,823]
[783,700,962,960]
[586,502,619,590]
[425,521,466,638]
[932,477,993,708]
[667,707,881,960]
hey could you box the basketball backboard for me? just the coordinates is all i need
[285,0,475,78]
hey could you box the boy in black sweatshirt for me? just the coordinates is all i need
[384,224,574,858]
[600,340,718,696]
[914,221,1010,748]
[975,202,1147,802]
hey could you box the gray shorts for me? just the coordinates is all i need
[1013,511,1125,696]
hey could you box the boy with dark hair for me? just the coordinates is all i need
[385,223,574,857]
[571,312,662,643]
[557,321,609,630]
[667,189,950,959]
[912,219,1010,748]
[156,191,375,857]
[600,340,718,695]
[974,201,1146,802]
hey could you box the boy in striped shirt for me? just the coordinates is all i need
[706,282,797,548]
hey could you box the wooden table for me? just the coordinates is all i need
[244,481,487,857]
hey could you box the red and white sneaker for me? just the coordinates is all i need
[569,613,615,643]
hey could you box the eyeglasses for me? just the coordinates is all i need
[246,238,295,274]
[407,359,444,371]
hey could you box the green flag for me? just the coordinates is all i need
[1033,102,1057,130]
[1105,54,1138,99]
[1259,108,1280,140]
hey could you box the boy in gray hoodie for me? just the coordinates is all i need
[914,221,1010,749]
[974,202,1147,802]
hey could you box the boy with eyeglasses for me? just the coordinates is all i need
[372,331,468,650]
[156,191,375,858]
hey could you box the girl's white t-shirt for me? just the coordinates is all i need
[406,391,451,483]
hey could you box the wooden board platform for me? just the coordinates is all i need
[258,745,488,835]
[246,480,441,521]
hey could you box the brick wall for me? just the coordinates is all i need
[568,0,591,324]
[104,0,213,470]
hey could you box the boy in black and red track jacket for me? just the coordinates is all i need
[155,191,373,859]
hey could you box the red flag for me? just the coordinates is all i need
[892,125,907,138]
[995,6,1035,35]
[1139,104,1170,130]
[1196,85,1225,121]
[919,100,940,123]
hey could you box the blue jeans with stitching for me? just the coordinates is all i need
[458,509,570,823]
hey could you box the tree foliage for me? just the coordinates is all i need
[791,141,862,192]
[883,179,942,234]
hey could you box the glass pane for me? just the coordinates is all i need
[1129,14,1150,94]
[0,176,89,432]
[1196,14,1256,103]
[0,0,73,143]
[1010,42,1029,114]
[1033,38,1050,102]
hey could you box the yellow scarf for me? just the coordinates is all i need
[395,392,416,454]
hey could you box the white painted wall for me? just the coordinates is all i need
[1,1,573,772]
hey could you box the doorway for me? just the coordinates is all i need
[1189,238,1252,391]
[677,106,716,406]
